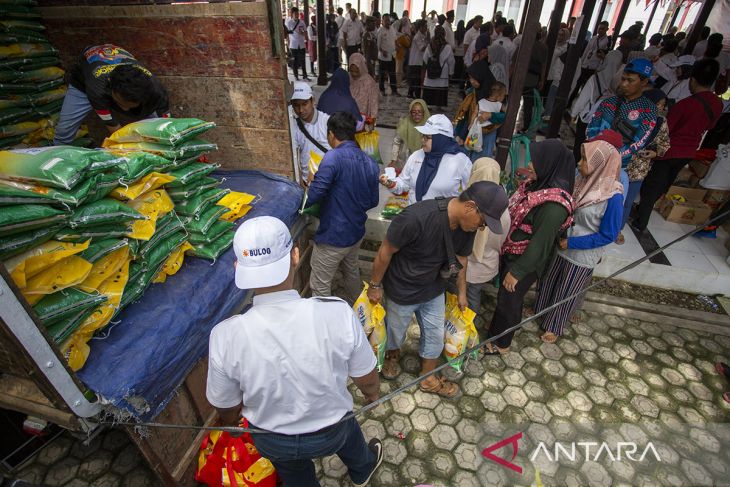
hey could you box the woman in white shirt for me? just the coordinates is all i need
[380,114,472,205]
[422,26,455,110]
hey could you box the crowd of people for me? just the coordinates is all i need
[202,7,730,487]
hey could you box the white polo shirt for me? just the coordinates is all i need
[293,109,331,179]
[377,25,397,61]
[391,149,473,206]
[206,290,376,435]
[286,18,307,50]
[342,18,364,47]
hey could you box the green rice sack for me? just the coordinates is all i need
[0,175,99,206]
[33,288,107,324]
[0,224,61,259]
[174,188,230,219]
[187,230,234,261]
[167,176,220,201]
[55,223,133,242]
[187,220,234,245]
[105,118,216,147]
[164,163,219,187]
[0,204,68,236]
[44,305,97,344]
[101,139,218,162]
[182,205,227,234]
[68,199,145,229]
[79,238,129,263]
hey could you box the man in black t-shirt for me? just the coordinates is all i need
[53,44,170,146]
[367,182,508,398]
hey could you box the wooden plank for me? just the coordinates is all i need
[205,126,294,176]
[171,409,218,482]
[183,359,213,423]
[126,426,178,487]
[0,376,79,429]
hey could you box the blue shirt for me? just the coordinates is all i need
[568,193,623,250]
[306,140,380,247]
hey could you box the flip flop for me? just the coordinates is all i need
[420,376,460,399]
[541,332,558,343]
[381,356,400,380]
[715,362,730,380]
[615,233,625,245]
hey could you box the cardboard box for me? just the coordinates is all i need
[658,198,713,225]
[703,189,730,210]
[665,185,707,202]
[689,159,711,179]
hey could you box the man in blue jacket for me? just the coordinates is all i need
[305,111,380,303]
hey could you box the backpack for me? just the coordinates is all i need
[501,182,575,255]
[426,48,443,79]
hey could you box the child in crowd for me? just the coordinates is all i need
[476,81,507,157]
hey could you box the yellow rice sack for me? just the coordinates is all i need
[4,239,89,288]
[123,188,174,240]
[443,293,479,371]
[77,246,129,293]
[353,283,386,371]
[152,241,193,283]
[216,191,255,223]
[21,255,93,304]
[110,171,176,201]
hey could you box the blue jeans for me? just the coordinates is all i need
[385,293,445,359]
[250,416,375,487]
[53,85,93,145]
[622,180,643,228]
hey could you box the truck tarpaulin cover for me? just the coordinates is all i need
[77,170,304,420]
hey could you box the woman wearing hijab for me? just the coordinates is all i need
[380,114,472,206]
[454,46,502,161]
[487,42,510,91]
[485,139,576,355]
[533,140,623,343]
[616,88,670,244]
[570,50,623,164]
[389,99,430,170]
[348,52,380,122]
[422,25,455,110]
[454,20,467,84]
[465,158,511,313]
[317,67,362,119]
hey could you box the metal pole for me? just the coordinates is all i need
[567,0,577,18]
[492,0,499,20]
[668,1,682,32]
[683,0,715,54]
[643,0,660,36]
[390,0,394,14]
[610,0,631,48]
[372,0,379,13]
[546,0,597,138]
[544,0,568,86]
[357,0,361,13]
[592,0,607,32]
[317,0,328,85]
[304,0,310,25]
[495,0,546,169]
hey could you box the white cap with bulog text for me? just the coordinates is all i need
[233,216,293,289]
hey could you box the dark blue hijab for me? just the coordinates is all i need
[415,133,462,201]
[317,68,361,119]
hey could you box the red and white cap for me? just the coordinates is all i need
[233,216,293,289]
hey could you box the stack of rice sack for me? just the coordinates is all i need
[0,2,72,148]
[102,118,257,262]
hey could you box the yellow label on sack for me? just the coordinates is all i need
[307,150,323,177]
[77,246,129,293]
[21,255,93,298]
[220,205,252,223]
[111,172,176,200]
[243,457,276,484]
[216,191,255,223]
[124,189,174,240]
[443,292,478,359]
[5,239,90,288]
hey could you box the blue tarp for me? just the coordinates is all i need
[77,170,304,420]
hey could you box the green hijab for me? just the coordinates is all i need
[396,99,431,153]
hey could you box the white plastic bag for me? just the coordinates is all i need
[464,118,483,152]
[700,144,730,190]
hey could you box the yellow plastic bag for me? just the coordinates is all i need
[62,259,129,371]
[152,241,193,283]
[4,239,89,288]
[110,171,175,201]
[216,191,255,223]
[21,255,93,305]
[353,283,386,371]
[77,246,129,293]
[355,130,382,164]
[307,150,324,178]
[123,189,175,240]
[443,293,479,371]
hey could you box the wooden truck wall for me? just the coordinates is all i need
[37,0,294,177]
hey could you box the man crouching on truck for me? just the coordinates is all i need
[205,216,384,486]
[53,44,170,146]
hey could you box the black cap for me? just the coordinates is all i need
[463,181,508,234]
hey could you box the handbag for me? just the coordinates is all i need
[436,197,463,279]
[195,420,278,487]
[611,98,637,145]
[464,117,483,152]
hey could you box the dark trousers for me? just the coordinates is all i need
[634,158,691,231]
[522,86,537,132]
[573,118,588,164]
[407,65,422,98]
[292,48,307,78]
[487,258,539,349]
[250,416,375,487]
[379,59,397,94]
[326,47,340,73]
[568,67,595,106]
[345,44,361,62]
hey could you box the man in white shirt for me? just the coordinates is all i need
[377,14,399,96]
[462,15,483,53]
[569,20,610,105]
[692,27,711,58]
[206,216,383,487]
[285,7,309,80]
[342,8,364,60]
[290,82,331,184]
[407,20,429,98]
[427,10,438,36]
[443,10,456,49]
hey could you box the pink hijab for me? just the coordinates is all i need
[573,140,623,209]
[348,52,380,119]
